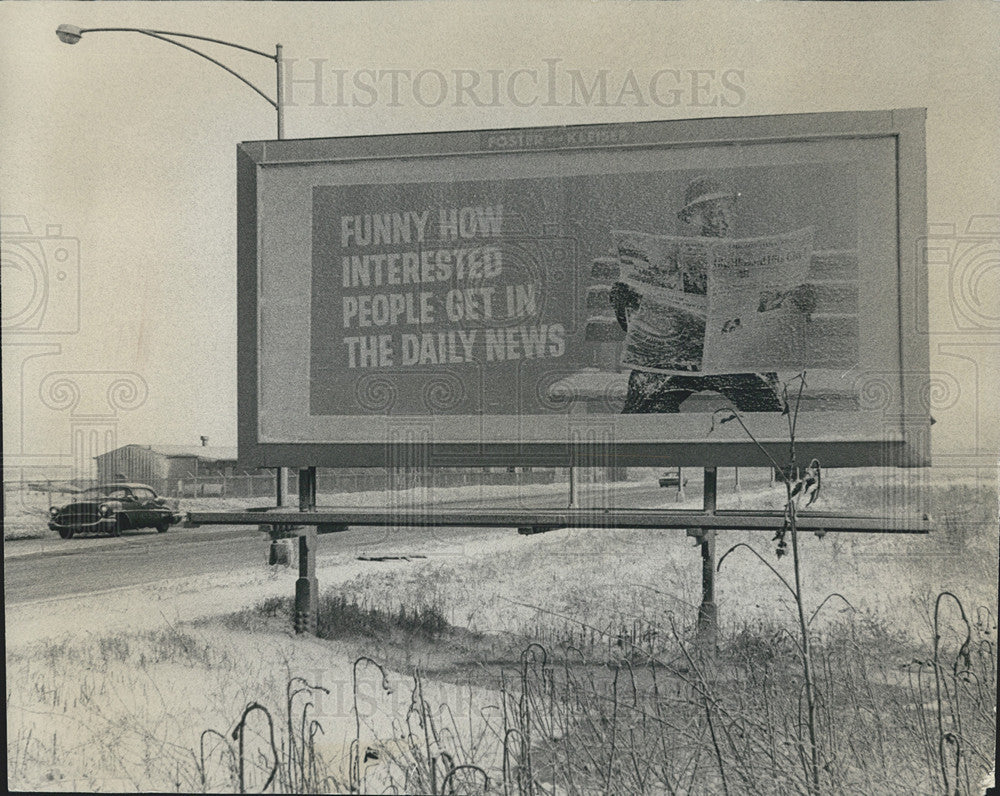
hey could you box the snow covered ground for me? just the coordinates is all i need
[6,469,995,791]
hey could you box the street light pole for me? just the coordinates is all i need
[56,22,289,503]
[56,24,284,140]
[275,43,285,141]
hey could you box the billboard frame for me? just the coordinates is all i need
[237,108,929,469]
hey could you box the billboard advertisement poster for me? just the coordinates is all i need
[238,110,929,468]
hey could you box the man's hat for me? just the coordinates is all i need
[677,175,739,220]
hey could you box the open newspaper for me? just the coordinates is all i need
[613,227,816,375]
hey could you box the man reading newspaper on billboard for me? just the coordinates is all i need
[610,175,817,413]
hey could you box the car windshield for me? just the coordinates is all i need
[80,486,132,500]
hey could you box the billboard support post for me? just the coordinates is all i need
[691,467,719,648]
[294,528,318,634]
[294,466,318,633]
[275,468,288,507]
[298,466,316,511]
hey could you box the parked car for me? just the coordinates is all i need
[658,471,688,488]
[48,483,181,539]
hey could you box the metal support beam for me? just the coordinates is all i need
[294,527,318,634]
[298,466,316,511]
[275,467,287,507]
[188,507,932,534]
[294,467,318,634]
[703,468,716,514]
[696,468,719,647]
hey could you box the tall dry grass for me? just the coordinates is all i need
[203,578,994,795]
[199,373,995,794]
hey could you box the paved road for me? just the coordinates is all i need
[5,481,687,606]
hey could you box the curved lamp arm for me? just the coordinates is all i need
[56,24,284,136]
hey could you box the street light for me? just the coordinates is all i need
[55,24,83,44]
[55,23,285,139]
[56,22,291,504]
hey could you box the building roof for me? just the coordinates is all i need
[101,444,239,462]
[85,482,159,492]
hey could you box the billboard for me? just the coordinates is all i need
[238,109,929,468]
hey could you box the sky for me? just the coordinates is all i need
[2,1,998,476]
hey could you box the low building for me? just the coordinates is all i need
[94,444,248,495]
[96,444,578,498]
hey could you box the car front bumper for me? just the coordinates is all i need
[48,517,118,533]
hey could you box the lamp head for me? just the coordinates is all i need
[56,24,83,45]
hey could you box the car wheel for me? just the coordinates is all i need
[58,527,75,540]
[156,520,170,533]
